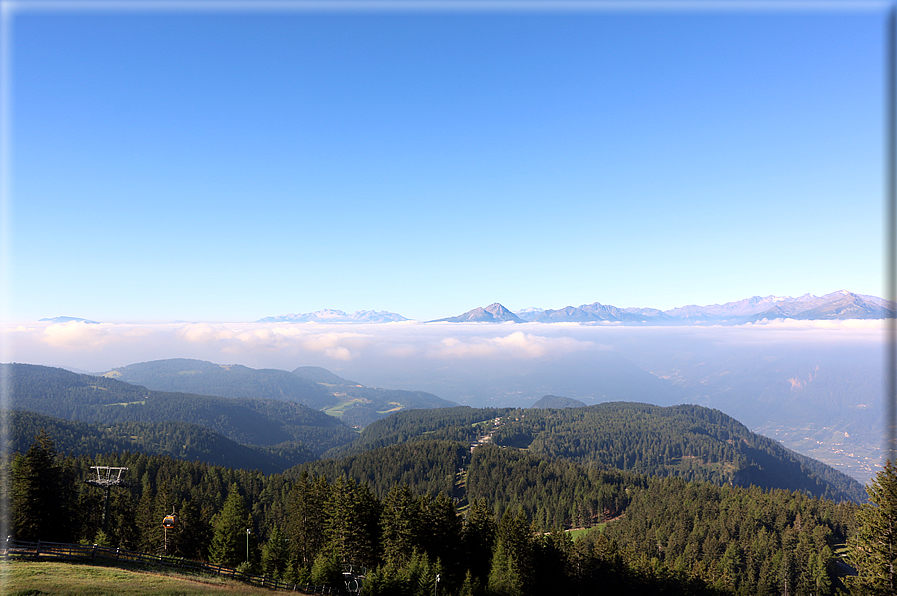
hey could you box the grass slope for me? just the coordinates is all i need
[0,560,303,596]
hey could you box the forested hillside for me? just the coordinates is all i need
[5,363,863,503]
[602,477,856,595]
[7,431,861,596]
[3,410,315,473]
[325,402,865,504]
[101,358,458,426]
[105,358,337,409]
[3,363,357,456]
[465,444,639,527]
[492,403,865,503]
[291,440,466,498]
[530,394,586,409]
[326,406,515,458]
[290,364,458,427]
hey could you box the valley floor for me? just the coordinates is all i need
[756,423,881,486]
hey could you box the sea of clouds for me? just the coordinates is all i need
[3,318,884,403]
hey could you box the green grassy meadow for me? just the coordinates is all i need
[0,560,303,595]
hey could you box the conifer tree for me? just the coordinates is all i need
[135,487,159,553]
[11,430,71,542]
[286,472,329,567]
[106,486,137,549]
[261,524,290,580]
[381,484,422,565]
[325,476,379,567]
[175,495,212,560]
[421,492,463,583]
[487,507,534,596]
[463,497,496,586]
[848,459,897,595]
[310,547,344,587]
[210,483,255,568]
[402,549,442,596]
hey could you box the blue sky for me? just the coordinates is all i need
[3,2,887,322]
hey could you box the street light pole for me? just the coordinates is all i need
[246,528,251,565]
[435,573,440,596]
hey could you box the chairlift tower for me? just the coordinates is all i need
[85,466,130,534]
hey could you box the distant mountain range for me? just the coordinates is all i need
[41,290,895,325]
[257,309,409,323]
[450,290,894,325]
[258,290,894,324]
[658,291,894,323]
[38,316,99,324]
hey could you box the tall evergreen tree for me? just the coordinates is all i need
[848,459,897,595]
[209,483,255,568]
[420,492,463,584]
[107,485,138,549]
[325,476,379,567]
[286,472,329,567]
[381,485,422,566]
[487,507,534,596]
[463,497,497,586]
[261,524,290,580]
[135,486,160,553]
[11,430,71,542]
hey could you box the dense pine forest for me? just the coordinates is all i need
[7,426,870,596]
[490,403,866,503]
[6,363,894,594]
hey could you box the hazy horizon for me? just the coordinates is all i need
[5,316,881,379]
[18,287,892,327]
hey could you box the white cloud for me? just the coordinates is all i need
[324,346,353,361]
[2,318,884,375]
[739,318,884,331]
[429,330,594,359]
[40,321,118,349]
[178,323,236,344]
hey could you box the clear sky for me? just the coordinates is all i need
[2,1,888,323]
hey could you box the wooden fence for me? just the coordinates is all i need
[2,539,352,594]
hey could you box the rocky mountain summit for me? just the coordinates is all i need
[429,302,523,323]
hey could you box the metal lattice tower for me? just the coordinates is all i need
[85,466,130,534]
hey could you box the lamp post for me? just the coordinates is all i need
[435,573,440,596]
[246,528,251,565]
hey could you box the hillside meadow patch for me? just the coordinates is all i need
[0,560,304,595]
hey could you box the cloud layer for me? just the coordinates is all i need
[5,318,883,374]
